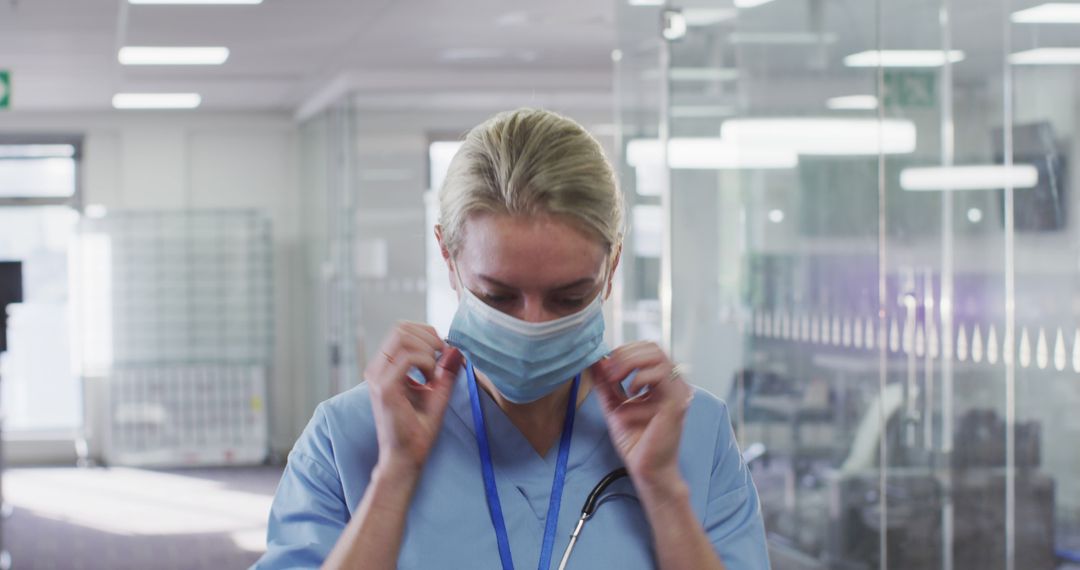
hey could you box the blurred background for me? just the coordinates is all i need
[1,0,1079,568]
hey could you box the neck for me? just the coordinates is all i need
[476,371,593,457]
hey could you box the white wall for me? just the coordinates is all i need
[0,110,305,459]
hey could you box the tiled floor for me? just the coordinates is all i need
[3,465,284,570]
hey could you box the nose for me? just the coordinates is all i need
[519,295,558,323]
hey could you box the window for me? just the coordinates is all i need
[0,142,79,199]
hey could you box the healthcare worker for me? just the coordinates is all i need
[255,108,769,569]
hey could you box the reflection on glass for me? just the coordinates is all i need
[618,0,1080,566]
[0,207,80,430]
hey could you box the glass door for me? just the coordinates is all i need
[0,140,82,435]
[0,206,81,432]
[617,0,1080,568]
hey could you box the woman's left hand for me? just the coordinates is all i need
[591,342,693,489]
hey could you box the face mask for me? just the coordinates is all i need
[447,282,609,404]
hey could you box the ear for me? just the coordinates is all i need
[603,243,622,300]
[435,225,458,292]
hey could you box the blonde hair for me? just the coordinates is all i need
[438,108,624,255]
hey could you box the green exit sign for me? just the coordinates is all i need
[884,70,936,109]
[0,70,9,110]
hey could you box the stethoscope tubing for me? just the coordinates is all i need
[556,467,630,570]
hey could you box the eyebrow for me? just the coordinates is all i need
[477,274,596,292]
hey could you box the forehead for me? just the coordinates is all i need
[456,213,607,286]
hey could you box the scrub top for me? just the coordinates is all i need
[254,368,770,569]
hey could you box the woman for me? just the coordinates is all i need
[256,109,769,569]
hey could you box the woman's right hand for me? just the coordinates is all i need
[365,322,463,478]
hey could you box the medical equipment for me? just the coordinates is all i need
[556,467,633,570]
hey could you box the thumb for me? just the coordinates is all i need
[594,377,626,416]
[427,347,463,403]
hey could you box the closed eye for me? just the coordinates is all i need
[481,293,515,305]
[556,297,588,309]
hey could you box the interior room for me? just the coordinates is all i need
[2,0,1079,568]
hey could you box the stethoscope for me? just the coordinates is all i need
[451,349,642,570]
[556,467,635,570]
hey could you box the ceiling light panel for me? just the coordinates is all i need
[827,95,878,110]
[1012,3,1080,23]
[0,145,76,158]
[119,47,230,66]
[728,32,837,45]
[112,93,202,109]
[626,138,799,170]
[129,0,263,4]
[720,118,917,155]
[1010,48,1080,65]
[844,50,965,67]
[901,165,1039,191]
[682,9,736,26]
[735,0,777,8]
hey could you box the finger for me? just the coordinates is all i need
[594,376,628,414]
[598,383,663,425]
[418,347,463,412]
[612,399,664,423]
[376,350,438,396]
[597,343,667,385]
[398,321,447,352]
[393,328,440,358]
[389,332,442,382]
[436,347,464,380]
[375,323,442,366]
[627,367,670,397]
[417,346,462,392]
[589,358,616,387]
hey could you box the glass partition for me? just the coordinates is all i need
[617,0,1080,568]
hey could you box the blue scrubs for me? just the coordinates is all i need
[254,368,769,569]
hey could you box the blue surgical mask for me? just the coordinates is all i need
[447,283,609,404]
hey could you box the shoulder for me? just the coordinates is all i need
[680,385,742,479]
[291,383,379,474]
[315,382,377,430]
[686,385,734,433]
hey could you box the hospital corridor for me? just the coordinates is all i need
[2,0,1080,569]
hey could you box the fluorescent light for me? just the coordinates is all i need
[728,32,837,45]
[112,93,202,109]
[721,118,917,155]
[900,165,1039,191]
[736,0,776,8]
[1012,3,1080,23]
[682,8,736,26]
[642,68,740,82]
[670,105,737,118]
[119,46,229,65]
[129,0,262,4]
[440,48,504,62]
[844,50,965,67]
[626,138,799,170]
[1010,47,1080,65]
[669,67,739,81]
[0,144,75,158]
[827,95,878,110]
[628,0,663,5]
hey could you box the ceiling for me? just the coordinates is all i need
[0,0,616,113]
[4,0,1076,117]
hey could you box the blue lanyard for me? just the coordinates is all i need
[465,358,580,570]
